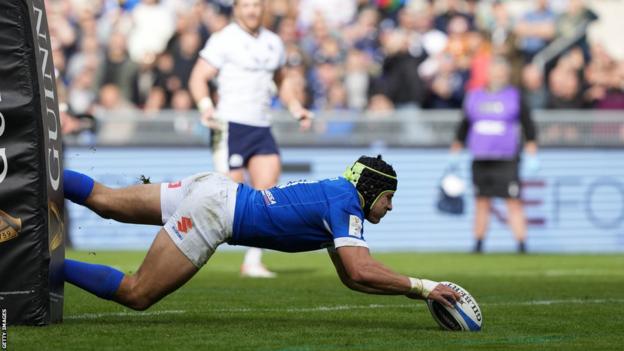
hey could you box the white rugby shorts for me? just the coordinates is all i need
[160,172,238,267]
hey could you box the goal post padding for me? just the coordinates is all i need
[0,0,65,325]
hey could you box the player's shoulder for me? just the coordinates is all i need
[320,177,358,199]
[260,27,281,40]
[210,23,239,41]
[259,27,284,47]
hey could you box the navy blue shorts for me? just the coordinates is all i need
[211,121,280,172]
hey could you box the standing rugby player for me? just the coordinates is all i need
[189,0,313,277]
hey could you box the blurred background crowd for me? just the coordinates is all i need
[47,0,624,127]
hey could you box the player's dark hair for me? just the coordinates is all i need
[343,155,397,217]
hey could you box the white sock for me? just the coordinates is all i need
[243,247,263,266]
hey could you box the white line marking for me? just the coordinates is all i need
[64,299,624,319]
[501,298,624,306]
[464,270,624,277]
[65,309,186,320]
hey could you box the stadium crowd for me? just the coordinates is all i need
[48,0,624,125]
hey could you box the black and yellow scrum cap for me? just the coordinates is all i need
[343,155,397,217]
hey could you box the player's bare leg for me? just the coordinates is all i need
[63,170,162,225]
[240,154,281,278]
[247,154,281,190]
[227,168,245,184]
[506,198,527,253]
[64,228,199,311]
[114,229,199,310]
[86,183,162,225]
[473,197,491,253]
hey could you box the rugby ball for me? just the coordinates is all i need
[426,281,482,332]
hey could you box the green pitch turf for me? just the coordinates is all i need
[8,251,624,351]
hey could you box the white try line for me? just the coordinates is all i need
[65,309,186,320]
[64,298,624,320]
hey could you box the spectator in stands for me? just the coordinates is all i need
[522,64,548,109]
[300,14,335,59]
[150,52,179,109]
[487,1,523,87]
[375,28,427,108]
[128,0,176,62]
[297,0,357,30]
[171,89,194,111]
[445,14,473,72]
[410,2,448,60]
[98,31,137,102]
[264,0,296,31]
[450,57,538,254]
[131,55,159,108]
[326,82,350,111]
[465,31,492,91]
[68,66,98,115]
[276,16,299,47]
[555,0,598,61]
[309,54,344,110]
[367,94,395,116]
[341,6,382,62]
[306,32,346,109]
[199,0,230,42]
[434,0,475,33]
[427,53,467,109]
[66,35,102,84]
[514,0,556,62]
[170,31,202,90]
[585,44,624,110]
[97,84,137,114]
[344,49,371,111]
[547,64,584,109]
[46,0,623,121]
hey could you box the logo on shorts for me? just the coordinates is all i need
[229,154,244,168]
[348,215,362,238]
[168,181,182,188]
[0,209,22,244]
[261,190,276,205]
[177,216,193,234]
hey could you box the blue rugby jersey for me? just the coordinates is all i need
[230,177,367,252]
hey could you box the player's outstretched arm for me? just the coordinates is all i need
[330,246,460,307]
[328,248,395,295]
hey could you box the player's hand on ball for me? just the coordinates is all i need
[428,284,462,308]
[406,283,461,308]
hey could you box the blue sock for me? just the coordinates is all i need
[64,170,95,205]
[63,259,124,300]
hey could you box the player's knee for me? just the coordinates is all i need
[127,298,153,311]
[124,290,155,311]
[120,277,156,311]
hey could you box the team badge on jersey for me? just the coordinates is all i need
[348,215,362,238]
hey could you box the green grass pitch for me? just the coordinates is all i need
[8,251,624,350]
